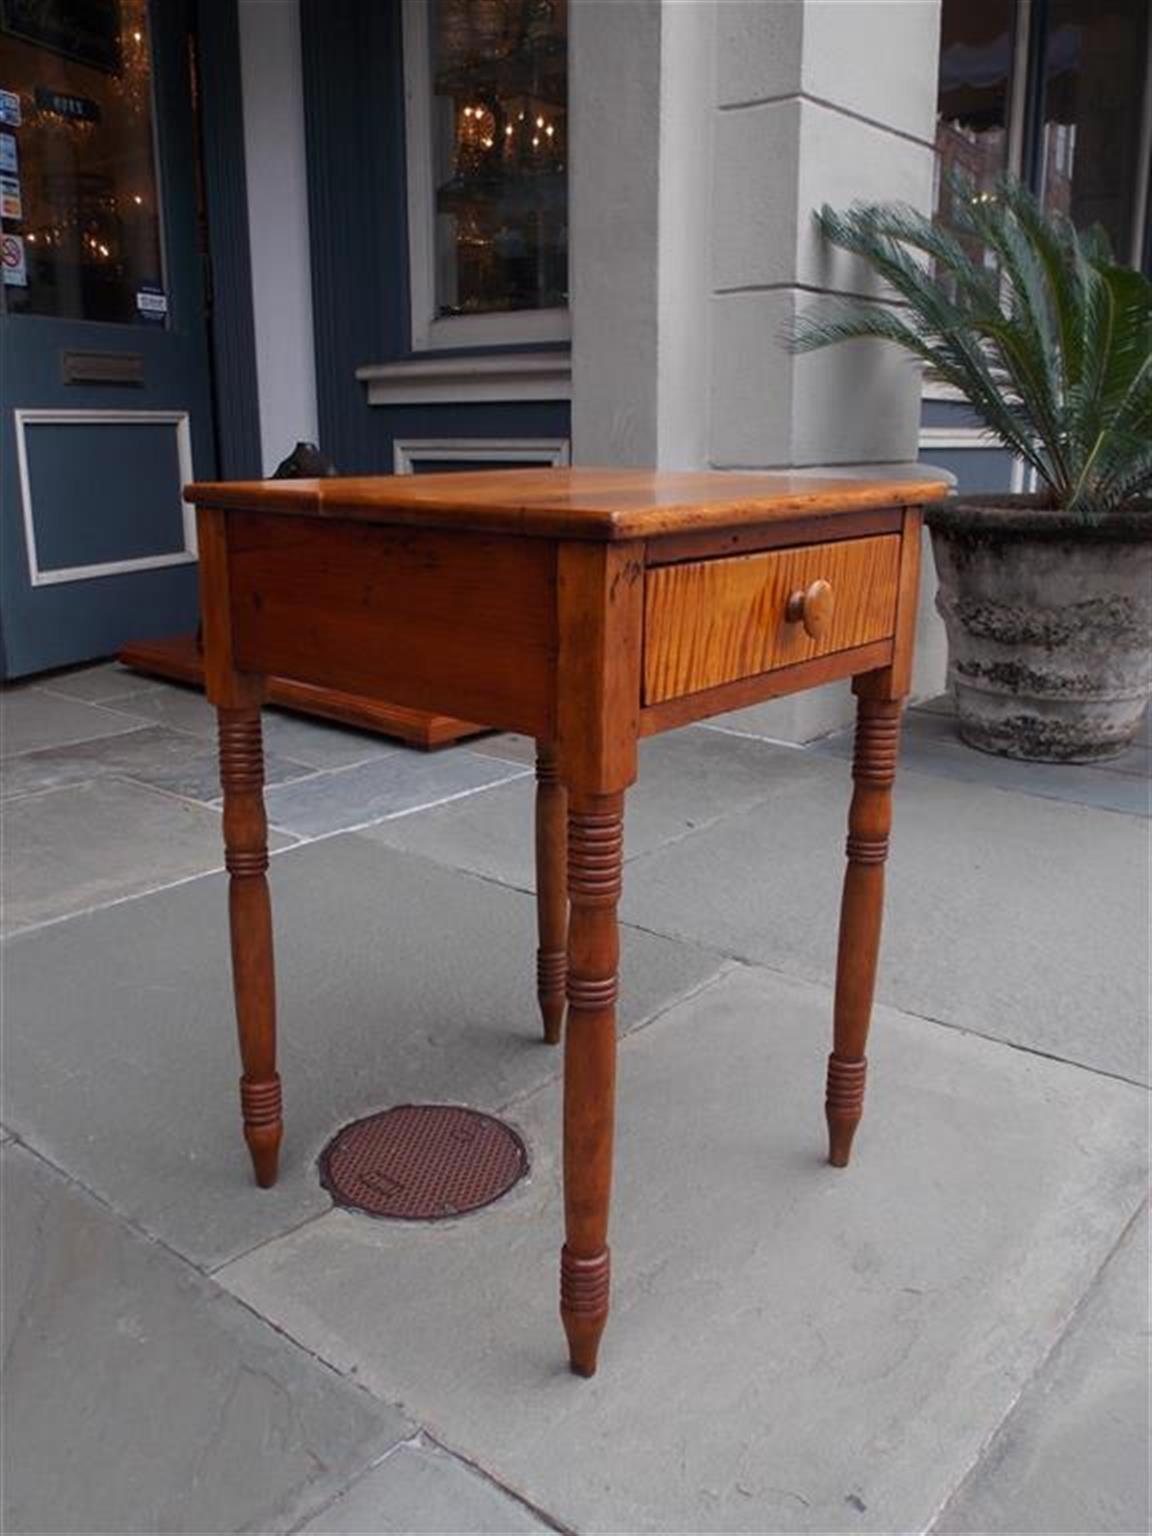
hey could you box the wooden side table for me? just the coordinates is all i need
[187,467,947,1377]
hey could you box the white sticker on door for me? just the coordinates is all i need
[2,231,27,285]
[0,132,17,173]
[135,285,168,321]
[0,90,21,128]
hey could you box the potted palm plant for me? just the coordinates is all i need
[791,180,1151,762]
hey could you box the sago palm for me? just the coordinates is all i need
[790,179,1152,515]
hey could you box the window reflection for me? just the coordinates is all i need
[934,0,1015,266]
[0,0,164,324]
[934,0,1150,269]
[1038,0,1148,261]
[431,0,568,318]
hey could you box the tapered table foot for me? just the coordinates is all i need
[825,1054,867,1168]
[561,1245,610,1376]
[241,1073,283,1186]
[537,953,567,1045]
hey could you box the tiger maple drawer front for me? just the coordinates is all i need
[642,533,902,704]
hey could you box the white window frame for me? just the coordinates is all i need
[918,424,1032,491]
[401,0,571,352]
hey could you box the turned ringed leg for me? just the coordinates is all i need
[560,790,623,1377]
[827,692,902,1168]
[218,705,282,1187]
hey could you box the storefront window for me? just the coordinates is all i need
[1037,0,1148,261]
[934,0,1016,265]
[0,0,165,324]
[934,0,1150,270]
[429,0,567,320]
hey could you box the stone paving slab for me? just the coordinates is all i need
[469,731,537,767]
[2,833,722,1269]
[618,757,1150,1084]
[365,726,819,891]
[107,683,401,770]
[932,1207,1150,1536]
[0,778,294,936]
[813,708,1150,815]
[2,1142,411,1536]
[36,661,168,705]
[216,963,1149,1536]
[1,686,143,757]
[701,681,855,745]
[300,1440,553,1534]
[261,750,530,838]
[0,722,313,805]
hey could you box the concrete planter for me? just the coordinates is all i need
[926,497,1152,762]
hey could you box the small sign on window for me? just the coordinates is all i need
[1,173,22,220]
[135,284,168,323]
[34,87,101,124]
[2,231,27,285]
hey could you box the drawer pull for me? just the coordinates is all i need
[785,578,834,640]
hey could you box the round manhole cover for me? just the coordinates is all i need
[319,1104,529,1220]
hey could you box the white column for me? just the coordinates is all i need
[569,0,715,469]
[571,0,945,739]
[238,0,319,475]
[569,0,663,465]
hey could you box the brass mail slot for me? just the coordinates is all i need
[61,351,145,385]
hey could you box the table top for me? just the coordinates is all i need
[186,468,950,542]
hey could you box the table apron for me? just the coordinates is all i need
[223,512,557,738]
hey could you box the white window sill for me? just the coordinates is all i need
[414,309,572,352]
[356,350,572,406]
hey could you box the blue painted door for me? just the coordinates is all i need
[0,0,214,678]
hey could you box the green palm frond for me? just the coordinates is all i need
[788,178,1152,514]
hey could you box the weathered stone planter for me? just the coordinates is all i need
[926,497,1152,762]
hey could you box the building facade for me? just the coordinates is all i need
[2,0,1149,737]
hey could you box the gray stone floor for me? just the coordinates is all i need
[2,663,1149,1535]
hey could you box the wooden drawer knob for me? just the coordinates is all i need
[785,578,834,640]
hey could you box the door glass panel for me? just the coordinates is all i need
[431,0,568,317]
[934,0,1016,268]
[0,0,165,323]
[1038,0,1148,262]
